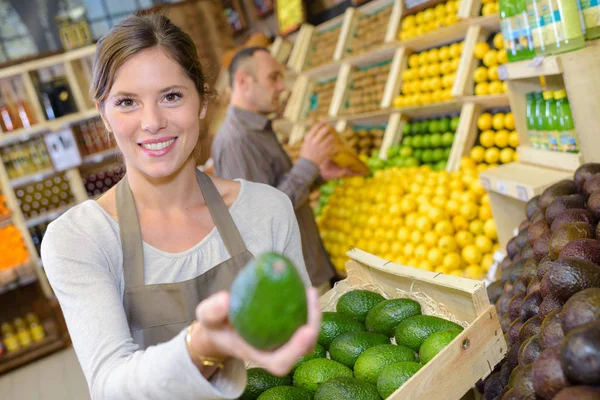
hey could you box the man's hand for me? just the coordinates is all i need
[300,122,336,166]
[320,159,363,181]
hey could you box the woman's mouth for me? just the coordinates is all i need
[138,137,177,156]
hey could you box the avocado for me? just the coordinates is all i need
[583,174,600,197]
[520,245,536,262]
[497,292,513,316]
[292,343,326,374]
[528,220,551,246]
[526,195,541,220]
[507,237,519,259]
[487,280,505,304]
[314,377,381,400]
[241,368,293,400]
[337,290,385,323]
[519,259,539,286]
[516,230,529,251]
[537,256,554,281]
[509,363,537,398]
[508,260,526,283]
[559,287,600,333]
[531,345,568,400]
[482,372,504,400]
[539,309,565,350]
[560,320,600,386]
[376,362,422,398]
[531,209,547,225]
[354,344,417,385]
[394,315,464,351]
[518,334,542,367]
[318,312,365,348]
[509,293,527,320]
[500,361,513,386]
[508,318,524,344]
[551,209,595,232]
[559,238,600,267]
[534,233,552,261]
[506,343,520,371]
[539,180,578,210]
[229,253,307,350]
[520,219,530,233]
[539,295,564,320]
[365,299,421,336]
[419,329,462,364]
[519,315,542,343]
[574,163,600,191]
[527,277,541,295]
[257,386,312,400]
[520,291,543,322]
[500,256,513,271]
[554,386,600,399]
[586,190,600,220]
[508,364,522,386]
[500,313,513,333]
[545,194,586,224]
[328,331,390,368]
[549,222,595,259]
[540,257,600,302]
[293,358,353,394]
[511,278,528,296]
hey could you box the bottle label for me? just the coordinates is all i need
[559,129,579,152]
[538,130,549,149]
[528,2,547,48]
[529,130,540,148]
[547,130,560,150]
[581,0,600,29]
[550,0,584,40]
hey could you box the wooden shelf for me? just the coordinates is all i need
[82,148,120,166]
[517,146,583,172]
[0,108,100,147]
[24,204,74,228]
[9,168,56,189]
[394,100,463,117]
[0,270,37,296]
[0,214,11,228]
[479,162,573,202]
[0,331,67,375]
[460,94,510,109]
[498,56,562,80]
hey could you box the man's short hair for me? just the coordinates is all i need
[228,46,270,88]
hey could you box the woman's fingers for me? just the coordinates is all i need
[195,291,230,329]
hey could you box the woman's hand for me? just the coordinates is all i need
[190,288,322,376]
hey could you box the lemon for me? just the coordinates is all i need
[411,230,423,244]
[404,243,415,257]
[474,42,490,60]
[409,54,420,68]
[449,42,461,59]
[418,260,434,271]
[418,52,429,66]
[476,163,489,173]
[483,50,498,67]
[415,11,425,25]
[403,15,417,29]
[456,230,475,248]
[503,113,515,130]
[435,220,455,236]
[487,65,499,81]
[421,92,433,104]
[416,216,433,232]
[446,0,458,14]
[488,80,504,95]
[445,199,461,216]
[474,66,489,83]
[464,265,485,280]
[493,33,504,50]
[418,65,429,79]
[492,113,505,130]
[438,235,458,253]
[448,269,464,277]
[428,48,440,63]
[462,244,482,264]
[443,252,462,270]
[497,49,508,64]
[482,3,496,16]
[439,46,450,61]
[415,244,429,260]
[484,219,497,239]
[405,212,418,227]
[435,3,447,17]
[482,254,494,271]
[477,113,493,130]
[460,202,479,221]
[474,82,489,96]
[460,157,476,171]
[423,8,435,22]
[499,147,514,164]
[479,130,496,148]
[502,81,509,93]
[508,131,519,147]
[452,215,469,231]
[427,248,444,266]
[450,58,460,72]
[475,235,493,254]
[484,147,500,164]
[397,227,410,242]
[470,145,486,163]
[424,231,439,247]
[428,63,440,77]
[494,129,509,148]
[444,14,460,26]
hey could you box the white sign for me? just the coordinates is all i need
[43,128,82,171]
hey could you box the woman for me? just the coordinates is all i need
[41,13,320,400]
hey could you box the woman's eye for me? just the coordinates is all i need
[115,98,135,107]
[164,92,182,102]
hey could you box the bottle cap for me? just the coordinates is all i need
[554,89,567,100]
[542,91,553,100]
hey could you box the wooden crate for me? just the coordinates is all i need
[283,67,341,123]
[335,115,390,157]
[320,249,506,400]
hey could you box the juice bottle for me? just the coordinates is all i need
[542,91,559,150]
[26,313,45,342]
[534,92,548,149]
[545,0,585,54]
[14,318,32,348]
[1,322,20,353]
[526,93,538,147]
[527,0,547,54]
[554,90,579,152]
[580,0,600,39]
[502,0,537,61]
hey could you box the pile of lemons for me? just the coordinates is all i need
[393,41,463,108]
[473,34,509,96]
[461,111,519,171]
[481,0,499,16]
[317,165,499,280]
[398,0,461,40]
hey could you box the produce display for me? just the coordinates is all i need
[81,163,125,198]
[349,6,393,55]
[0,224,29,270]
[307,25,341,69]
[307,79,336,121]
[0,313,45,355]
[342,61,391,115]
[340,125,385,157]
[1,137,53,180]
[73,116,115,157]
[461,109,519,171]
[479,0,499,16]
[316,166,498,277]
[393,41,463,108]
[398,0,460,40]
[14,173,74,219]
[239,288,466,399]
[372,114,461,172]
[480,163,600,399]
[472,34,508,96]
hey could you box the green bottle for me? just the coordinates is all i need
[527,0,547,54]
[542,91,559,150]
[532,0,585,55]
[526,93,538,148]
[554,90,579,152]
[534,92,547,149]
[502,0,537,61]
[580,0,600,39]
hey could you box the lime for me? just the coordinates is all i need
[387,145,401,158]
[410,123,420,135]
[430,133,443,148]
[428,120,439,134]
[442,132,455,147]
[403,123,412,136]
[418,121,429,134]
[438,118,450,132]
[432,148,445,162]
[406,157,420,167]
[450,116,460,132]
[400,146,413,158]
[403,136,412,147]
[392,158,406,168]
[421,135,432,148]
[412,136,423,148]
[422,149,434,163]
[413,149,423,161]
[443,147,452,159]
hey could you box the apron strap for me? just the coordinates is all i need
[194,169,247,258]
[116,177,145,288]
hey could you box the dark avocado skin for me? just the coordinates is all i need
[540,257,600,302]
[559,238,600,267]
[560,288,600,333]
[532,345,568,400]
[574,163,600,191]
[539,309,565,351]
[551,209,595,232]
[560,320,600,386]
[519,315,542,344]
[518,334,542,367]
[545,194,586,224]
[539,180,577,210]
[554,386,600,399]
[548,222,595,259]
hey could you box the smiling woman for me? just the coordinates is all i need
[39,12,321,400]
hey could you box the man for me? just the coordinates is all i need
[211,46,352,293]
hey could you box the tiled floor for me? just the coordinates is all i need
[0,346,90,399]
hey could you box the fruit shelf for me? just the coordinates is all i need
[81,147,120,166]
[319,249,506,400]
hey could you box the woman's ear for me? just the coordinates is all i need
[96,103,112,133]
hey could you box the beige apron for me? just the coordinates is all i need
[116,169,254,349]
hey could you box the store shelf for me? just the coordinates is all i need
[460,94,510,109]
[82,147,120,166]
[517,146,583,172]
[471,14,501,32]
[0,268,37,296]
[9,168,56,188]
[498,56,562,80]
[0,108,100,147]
[479,162,573,202]
[25,204,74,228]
[394,99,463,117]
[0,331,66,375]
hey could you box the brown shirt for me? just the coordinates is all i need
[211,105,335,286]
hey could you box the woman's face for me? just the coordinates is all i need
[100,47,201,179]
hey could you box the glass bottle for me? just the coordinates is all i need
[26,313,45,342]
[13,318,32,348]
[526,93,538,148]
[542,91,559,150]
[554,90,579,152]
[12,78,36,128]
[38,68,56,120]
[534,92,547,149]
[1,322,20,353]
[49,66,77,117]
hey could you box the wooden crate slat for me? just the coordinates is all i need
[447,102,480,171]
[452,25,487,97]
[385,0,404,43]
[381,47,406,108]
[335,8,360,62]
[329,63,353,118]
[379,112,404,159]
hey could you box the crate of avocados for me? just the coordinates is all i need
[316,248,506,399]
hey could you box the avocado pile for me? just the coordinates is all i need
[240,289,464,399]
[480,163,600,399]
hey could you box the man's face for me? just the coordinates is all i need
[243,51,285,114]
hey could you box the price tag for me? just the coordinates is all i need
[516,185,529,201]
[276,0,305,36]
[497,65,508,81]
[528,56,545,68]
[496,180,507,195]
[480,176,491,190]
[43,128,82,171]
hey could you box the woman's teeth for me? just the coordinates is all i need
[141,138,175,150]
